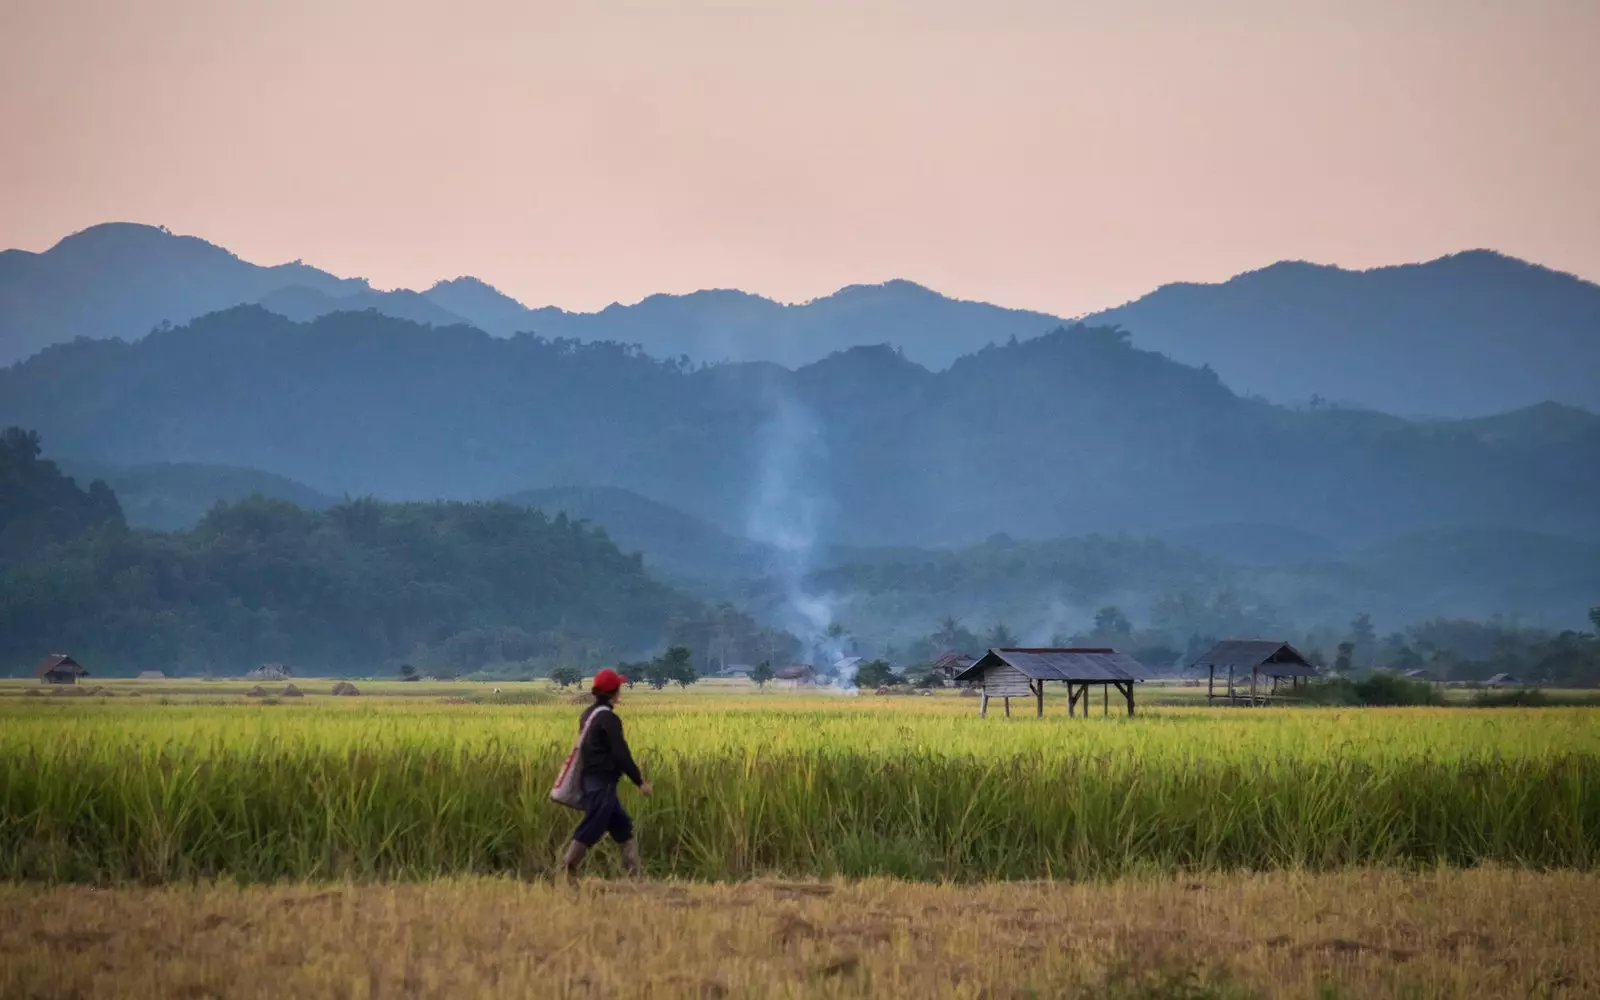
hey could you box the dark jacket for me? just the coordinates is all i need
[579,700,643,787]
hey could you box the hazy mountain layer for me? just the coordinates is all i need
[5,225,1595,417]
[55,458,338,532]
[4,308,1595,556]
[1088,251,1600,417]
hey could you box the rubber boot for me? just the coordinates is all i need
[561,840,588,884]
[620,838,642,877]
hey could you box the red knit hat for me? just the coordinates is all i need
[592,668,626,694]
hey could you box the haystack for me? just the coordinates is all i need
[282,683,304,697]
[331,681,360,696]
[245,685,268,697]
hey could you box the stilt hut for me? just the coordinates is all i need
[1191,640,1317,706]
[34,654,88,685]
[953,648,1153,718]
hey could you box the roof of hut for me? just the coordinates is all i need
[954,648,1152,684]
[773,664,815,681]
[33,654,87,678]
[1486,672,1520,685]
[1190,640,1318,678]
[931,652,976,672]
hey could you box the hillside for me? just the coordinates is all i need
[3,308,1596,556]
[55,458,338,531]
[520,280,1064,369]
[1088,251,1600,417]
[502,485,774,587]
[0,223,365,366]
[0,435,699,674]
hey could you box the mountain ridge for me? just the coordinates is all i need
[2,306,1594,553]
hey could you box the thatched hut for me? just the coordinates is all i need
[954,648,1153,718]
[1190,640,1318,706]
[34,654,88,685]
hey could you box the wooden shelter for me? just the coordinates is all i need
[953,648,1152,718]
[34,654,88,685]
[930,652,976,686]
[772,664,816,689]
[1486,672,1521,688]
[1191,640,1317,706]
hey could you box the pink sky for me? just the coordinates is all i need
[2,0,1596,315]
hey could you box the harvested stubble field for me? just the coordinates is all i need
[1,687,1597,882]
[3,869,1595,999]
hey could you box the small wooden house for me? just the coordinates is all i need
[135,670,166,680]
[1486,672,1521,688]
[930,652,976,686]
[772,664,816,689]
[954,648,1152,718]
[1191,640,1318,706]
[247,663,292,681]
[35,654,88,685]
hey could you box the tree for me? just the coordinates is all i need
[549,666,582,689]
[398,663,418,682]
[656,646,697,688]
[1349,613,1377,657]
[855,659,899,688]
[1332,642,1355,675]
[751,660,774,689]
[1094,606,1133,637]
[984,621,1018,649]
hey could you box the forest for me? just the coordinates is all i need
[0,427,789,676]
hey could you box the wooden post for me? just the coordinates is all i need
[1250,669,1258,707]
[1103,683,1108,716]
[1208,665,1214,701]
[1124,681,1135,716]
[1035,681,1044,718]
[1228,666,1235,703]
[1004,697,1010,717]
[980,692,988,718]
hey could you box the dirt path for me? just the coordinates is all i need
[3,868,1594,998]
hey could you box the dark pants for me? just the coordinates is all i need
[573,776,634,847]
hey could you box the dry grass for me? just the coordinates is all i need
[2,868,1594,999]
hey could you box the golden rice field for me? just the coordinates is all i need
[2,681,1597,883]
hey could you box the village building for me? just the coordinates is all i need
[954,648,1152,718]
[135,670,166,680]
[1190,640,1318,706]
[931,652,976,686]
[35,654,88,685]
[246,663,292,681]
[1401,668,1440,683]
[1486,672,1521,688]
[716,663,756,679]
[772,664,816,689]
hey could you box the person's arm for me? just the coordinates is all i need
[602,712,645,788]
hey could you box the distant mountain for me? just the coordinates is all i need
[1087,251,1600,417]
[502,485,775,587]
[520,280,1065,369]
[0,223,365,365]
[6,225,1596,417]
[55,458,338,531]
[256,285,471,328]
[424,277,539,336]
[4,308,1596,556]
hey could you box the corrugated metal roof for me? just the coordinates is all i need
[33,653,86,678]
[1190,640,1317,677]
[954,648,1152,683]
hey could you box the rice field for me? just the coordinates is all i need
[3,682,1597,883]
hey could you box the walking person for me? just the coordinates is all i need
[561,667,652,881]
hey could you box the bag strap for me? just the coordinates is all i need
[574,703,611,751]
